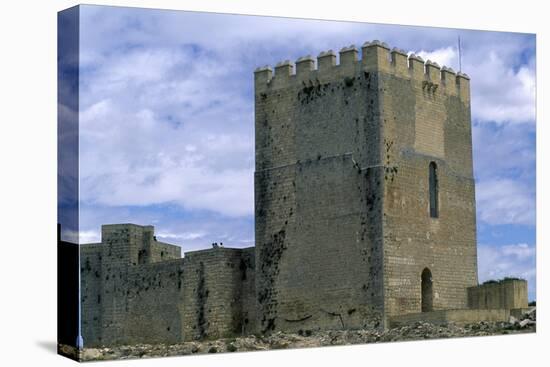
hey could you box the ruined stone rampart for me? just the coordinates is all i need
[81,224,255,347]
[468,279,528,310]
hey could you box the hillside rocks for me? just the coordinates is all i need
[511,307,536,328]
[75,308,536,361]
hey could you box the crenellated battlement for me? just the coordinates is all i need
[254,40,470,101]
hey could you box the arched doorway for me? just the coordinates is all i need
[421,268,433,312]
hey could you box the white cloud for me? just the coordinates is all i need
[413,45,536,125]
[501,243,535,260]
[157,231,207,241]
[78,45,255,217]
[79,230,101,243]
[60,229,100,244]
[471,122,535,227]
[469,52,535,124]
[476,178,535,226]
[415,46,458,69]
[74,6,535,250]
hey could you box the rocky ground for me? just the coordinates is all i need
[67,308,536,362]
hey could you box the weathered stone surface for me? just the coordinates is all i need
[81,224,256,347]
[389,309,513,328]
[468,279,529,309]
[254,40,477,332]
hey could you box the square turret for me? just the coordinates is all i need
[254,41,476,332]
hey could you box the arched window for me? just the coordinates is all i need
[429,162,438,218]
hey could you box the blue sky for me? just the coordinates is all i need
[75,5,536,300]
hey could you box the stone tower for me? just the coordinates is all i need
[253,41,478,332]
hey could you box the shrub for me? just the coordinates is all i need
[226,343,238,352]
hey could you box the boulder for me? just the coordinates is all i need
[519,319,536,328]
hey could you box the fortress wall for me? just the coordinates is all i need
[149,241,181,263]
[239,247,258,335]
[274,156,382,333]
[254,43,393,334]
[97,224,154,345]
[378,46,478,316]
[389,308,510,328]
[255,163,297,333]
[181,247,254,341]
[120,259,186,345]
[82,255,186,347]
[255,41,476,330]
[382,151,478,315]
[81,224,255,346]
[80,225,177,346]
[468,280,528,310]
[81,225,254,346]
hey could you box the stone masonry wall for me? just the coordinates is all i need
[467,279,528,310]
[80,224,185,346]
[111,259,186,345]
[254,45,390,334]
[378,45,478,318]
[80,224,255,347]
[181,247,255,341]
[254,40,477,331]
[389,309,510,328]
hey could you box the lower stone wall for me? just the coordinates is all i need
[181,247,255,341]
[82,257,186,347]
[149,241,181,263]
[467,279,528,310]
[255,157,384,336]
[81,240,255,347]
[122,259,186,345]
[239,247,258,335]
[389,309,510,328]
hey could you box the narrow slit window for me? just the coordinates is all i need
[429,162,438,218]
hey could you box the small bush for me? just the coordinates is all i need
[226,343,237,353]
[502,276,523,282]
[208,346,217,354]
[482,277,525,286]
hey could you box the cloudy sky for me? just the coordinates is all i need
[75,5,536,299]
